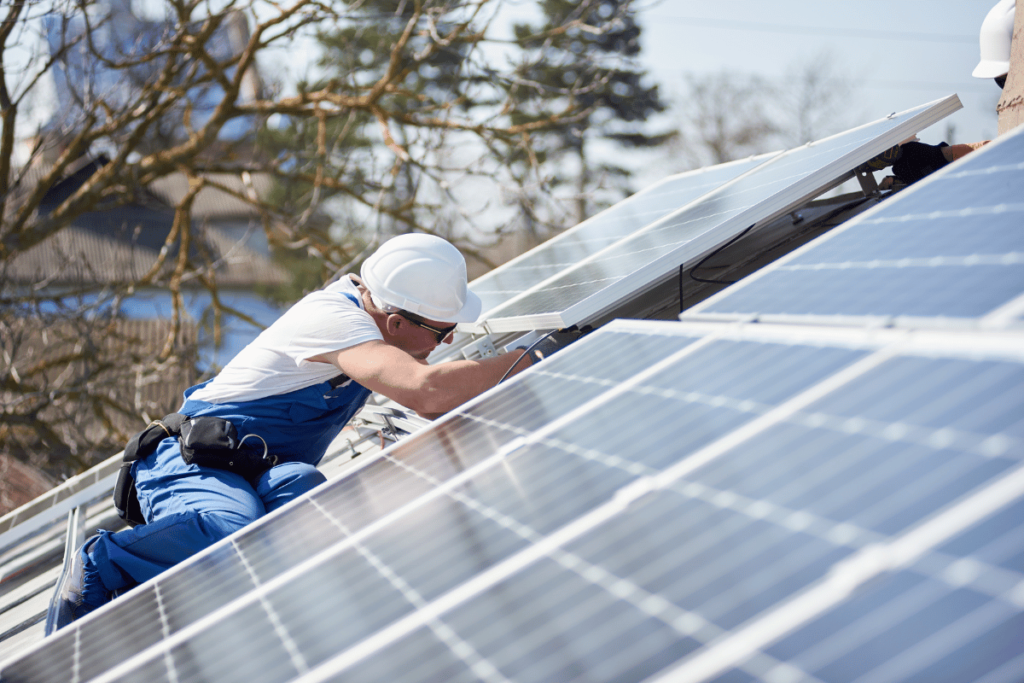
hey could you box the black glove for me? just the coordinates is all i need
[891,141,950,184]
[516,329,579,365]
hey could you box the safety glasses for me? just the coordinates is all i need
[398,311,457,343]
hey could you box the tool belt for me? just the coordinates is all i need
[113,413,278,527]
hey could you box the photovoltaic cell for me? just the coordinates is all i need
[690,120,1024,327]
[474,96,961,333]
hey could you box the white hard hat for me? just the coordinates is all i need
[973,0,1015,79]
[360,233,482,323]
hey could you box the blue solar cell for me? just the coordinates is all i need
[564,489,852,631]
[548,340,864,470]
[807,357,1024,436]
[533,328,698,384]
[452,443,636,535]
[334,627,481,683]
[165,602,304,683]
[358,496,531,601]
[761,572,1024,683]
[436,558,702,683]
[262,551,414,670]
[935,498,1024,574]
[697,263,1022,319]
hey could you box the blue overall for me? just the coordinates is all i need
[79,333,373,606]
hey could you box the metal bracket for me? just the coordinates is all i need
[855,168,880,196]
[502,330,548,354]
[45,506,88,634]
[461,335,497,360]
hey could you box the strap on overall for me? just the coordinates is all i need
[113,414,188,527]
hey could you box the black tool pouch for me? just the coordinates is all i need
[179,416,278,481]
[113,461,144,527]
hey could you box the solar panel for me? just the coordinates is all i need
[293,322,1024,683]
[686,121,1024,329]
[430,156,776,365]
[470,96,962,334]
[4,318,1020,683]
[468,155,777,317]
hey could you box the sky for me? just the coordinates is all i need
[633,0,1002,153]
[11,0,1004,203]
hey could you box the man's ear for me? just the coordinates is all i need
[384,313,404,337]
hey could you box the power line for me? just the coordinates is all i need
[854,79,994,93]
[661,70,995,94]
[646,15,977,44]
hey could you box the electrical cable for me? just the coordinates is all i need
[682,194,877,303]
[497,328,561,385]
[678,262,685,313]
[689,223,757,286]
[650,15,976,44]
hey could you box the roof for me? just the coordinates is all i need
[147,172,277,222]
[5,178,290,288]
[0,459,56,519]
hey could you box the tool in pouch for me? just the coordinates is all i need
[179,417,276,478]
[114,414,277,527]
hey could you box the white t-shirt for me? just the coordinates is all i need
[190,276,382,403]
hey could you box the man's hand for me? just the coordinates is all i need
[891,141,950,184]
[517,329,582,366]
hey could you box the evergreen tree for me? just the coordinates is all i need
[511,0,670,230]
[260,0,486,275]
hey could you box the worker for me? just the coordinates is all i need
[46,233,550,633]
[864,0,1014,188]
[973,0,1016,89]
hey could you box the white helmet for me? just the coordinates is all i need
[360,233,482,323]
[973,0,1015,79]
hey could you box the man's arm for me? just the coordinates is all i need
[308,341,532,416]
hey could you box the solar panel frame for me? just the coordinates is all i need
[469,95,962,335]
[684,119,1024,331]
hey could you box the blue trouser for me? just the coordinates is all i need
[77,375,371,607]
[84,440,326,597]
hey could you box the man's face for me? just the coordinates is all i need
[388,313,455,359]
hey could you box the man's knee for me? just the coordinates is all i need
[262,462,325,492]
[199,509,252,540]
[257,462,326,512]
